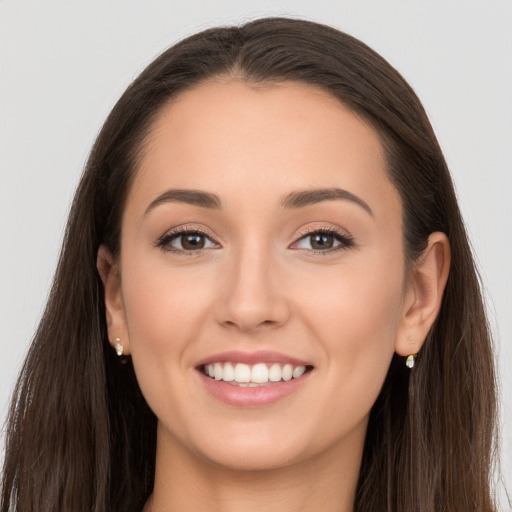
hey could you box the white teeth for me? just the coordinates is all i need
[204,362,309,385]
[269,363,282,382]
[214,362,223,380]
[292,365,306,378]
[251,363,269,383]
[234,363,251,383]
[223,362,234,382]
[282,364,293,381]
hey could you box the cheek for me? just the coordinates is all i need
[294,252,404,412]
[121,248,213,348]
[118,252,214,408]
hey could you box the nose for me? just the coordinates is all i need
[213,241,291,333]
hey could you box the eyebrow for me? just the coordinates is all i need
[281,188,373,216]
[144,186,373,217]
[145,189,221,215]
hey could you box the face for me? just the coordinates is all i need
[108,80,411,470]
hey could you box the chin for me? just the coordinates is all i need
[198,440,305,472]
[181,418,343,473]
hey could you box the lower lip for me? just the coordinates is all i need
[198,370,312,407]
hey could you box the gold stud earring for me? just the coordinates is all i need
[114,337,123,357]
[406,354,416,369]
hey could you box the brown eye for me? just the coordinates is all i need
[310,233,334,250]
[290,229,354,253]
[181,234,205,250]
[158,230,218,252]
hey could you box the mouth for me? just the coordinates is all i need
[200,361,314,387]
[195,351,314,407]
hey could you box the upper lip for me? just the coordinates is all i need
[195,350,312,368]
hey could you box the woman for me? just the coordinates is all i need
[0,17,498,512]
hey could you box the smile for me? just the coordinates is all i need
[196,351,314,407]
[202,362,312,386]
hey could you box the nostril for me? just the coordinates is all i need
[258,320,277,327]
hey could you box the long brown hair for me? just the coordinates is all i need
[1,17,498,512]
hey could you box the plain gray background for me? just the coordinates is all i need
[1,1,511,508]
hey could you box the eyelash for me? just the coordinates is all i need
[155,226,354,256]
[292,227,355,255]
[156,226,217,255]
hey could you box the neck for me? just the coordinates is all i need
[145,421,365,512]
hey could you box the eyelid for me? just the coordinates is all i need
[294,224,350,238]
[290,224,355,253]
[155,224,221,253]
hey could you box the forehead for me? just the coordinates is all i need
[129,79,400,225]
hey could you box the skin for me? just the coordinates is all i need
[98,80,450,512]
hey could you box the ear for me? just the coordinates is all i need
[395,232,451,357]
[97,244,131,355]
